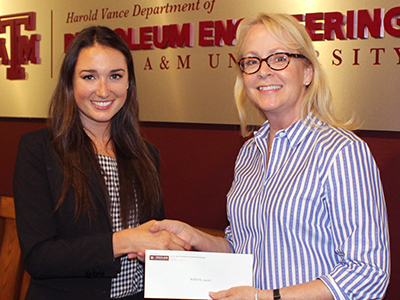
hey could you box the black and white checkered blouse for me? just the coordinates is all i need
[97,154,144,299]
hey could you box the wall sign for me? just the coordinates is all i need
[0,0,399,131]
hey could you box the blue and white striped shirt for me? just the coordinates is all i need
[225,114,390,300]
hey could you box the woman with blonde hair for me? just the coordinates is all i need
[234,13,355,137]
[150,13,390,300]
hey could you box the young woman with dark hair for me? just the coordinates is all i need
[14,26,190,300]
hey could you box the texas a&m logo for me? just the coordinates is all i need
[0,12,41,80]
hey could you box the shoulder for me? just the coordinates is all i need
[144,140,158,156]
[17,127,52,156]
[19,127,51,147]
[303,114,365,152]
[144,140,160,164]
[238,136,257,155]
[314,125,375,170]
[144,140,158,153]
[14,128,58,179]
[316,125,366,151]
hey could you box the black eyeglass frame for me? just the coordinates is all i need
[238,52,308,74]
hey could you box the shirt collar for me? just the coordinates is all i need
[253,113,326,149]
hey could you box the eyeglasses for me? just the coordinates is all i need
[238,52,308,74]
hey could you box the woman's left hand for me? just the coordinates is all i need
[209,286,258,300]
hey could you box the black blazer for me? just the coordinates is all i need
[13,128,164,300]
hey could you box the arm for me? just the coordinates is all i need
[114,140,190,258]
[317,140,390,299]
[209,280,333,300]
[207,139,390,300]
[150,221,333,300]
[211,140,390,300]
[14,131,119,278]
[14,131,189,278]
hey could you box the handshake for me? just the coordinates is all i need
[114,219,202,260]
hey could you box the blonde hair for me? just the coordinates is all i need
[234,13,357,136]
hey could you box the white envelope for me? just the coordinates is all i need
[144,250,253,299]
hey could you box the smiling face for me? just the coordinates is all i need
[73,43,129,134]
[242,23,313,127]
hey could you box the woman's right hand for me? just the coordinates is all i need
[149,220,197,246]
[112,220,191,259]
[149,220,231,253]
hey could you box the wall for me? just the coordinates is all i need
[1,118,399,298]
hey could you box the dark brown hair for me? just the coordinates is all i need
[49,26,162,226]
